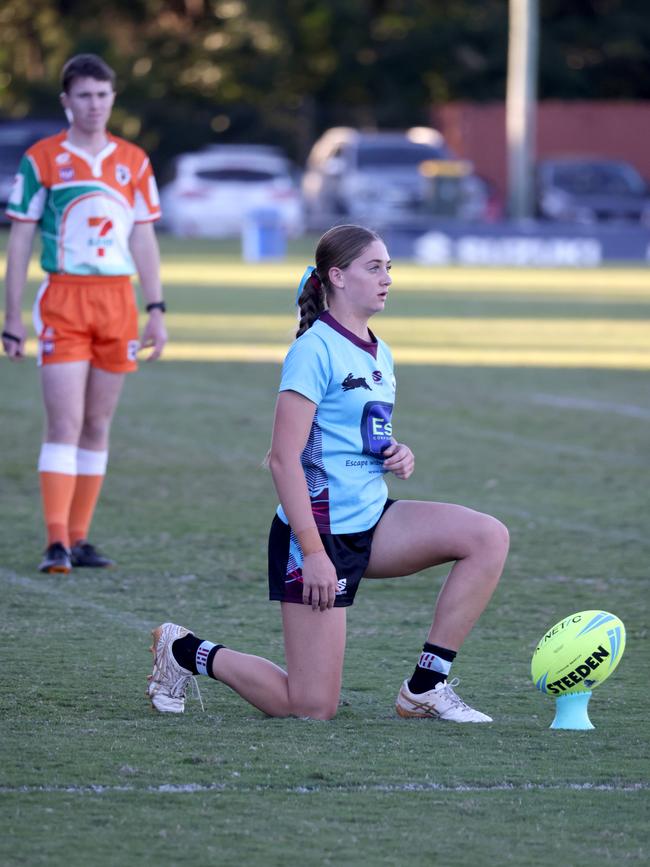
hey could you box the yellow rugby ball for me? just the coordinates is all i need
[531,610,626,696]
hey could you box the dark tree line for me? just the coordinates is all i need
[1,0,648,172]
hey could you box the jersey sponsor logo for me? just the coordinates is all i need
[59,166,75,181]
[87,216,114,257]
[360,401,394,457]
[341,372,372,392]
[372,370,382,383]
[55,152,71,165]
[116,164,131,185]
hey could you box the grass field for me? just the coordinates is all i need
[1,233,649,866]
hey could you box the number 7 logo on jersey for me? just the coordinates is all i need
[87,216,114,257]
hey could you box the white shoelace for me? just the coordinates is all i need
[440,677,472,710]
[190,676,205,712]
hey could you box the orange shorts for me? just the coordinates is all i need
[33,274,139,373]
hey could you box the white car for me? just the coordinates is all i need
[159,145,304,238]
[302,127,486,227]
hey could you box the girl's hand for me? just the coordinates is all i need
[301,550,338,611]
[382,442,415,480]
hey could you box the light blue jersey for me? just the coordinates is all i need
[277,311,396,533]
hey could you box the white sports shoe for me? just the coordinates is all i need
[148,622,194,713]
[396,677,493,723]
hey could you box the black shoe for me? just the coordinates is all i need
[39,542,72,574]
[70,541,115,568]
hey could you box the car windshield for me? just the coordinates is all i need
[195,168,282,183]
[357,143,447,168]
[552,163,645,196]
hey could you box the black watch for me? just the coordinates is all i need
[146,301,166,313]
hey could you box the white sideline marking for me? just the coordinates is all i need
[532,393,650,420]
[0,569,153,632]
[0,782,647,795]
[461,425,644,466]
[497,506,647,545]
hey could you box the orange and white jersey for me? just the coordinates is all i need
[6,131,161,275]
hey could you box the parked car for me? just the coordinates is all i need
[301,126,488,226]
[0,118,64,222]
[159,145,304,238]
[536,157,650,224]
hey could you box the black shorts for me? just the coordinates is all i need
[268,499,396,608]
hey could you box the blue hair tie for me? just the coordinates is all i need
[295,266,318,307]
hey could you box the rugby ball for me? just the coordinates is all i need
[531,610,625,696]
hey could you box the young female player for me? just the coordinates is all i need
[148,225,509,722]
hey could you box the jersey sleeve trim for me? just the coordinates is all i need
[135,156,150,181]
[278,383,322,405]
[5,213,39,223]
[24,153,42,184]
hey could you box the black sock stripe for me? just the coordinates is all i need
[206,644,225,679]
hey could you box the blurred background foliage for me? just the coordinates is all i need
[0,0,649,174]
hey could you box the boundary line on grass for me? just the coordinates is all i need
[1,782,647,795]
[495,506,648,546]
[1,570,153,632]
[453,425,645,467]
[531,393,650,420]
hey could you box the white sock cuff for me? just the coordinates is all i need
[76,448,108,476]
[195,641,217,676]
[38,443,77,475]
[418,652,452,676]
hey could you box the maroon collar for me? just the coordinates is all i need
[319,310,378,359]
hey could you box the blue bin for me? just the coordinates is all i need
[242,208,287,261]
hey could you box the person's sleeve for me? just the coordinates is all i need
[133,155,162,223]
[279,332,331,405]
[6,154,46,222]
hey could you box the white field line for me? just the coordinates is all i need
[532,393,650,420]
[448,424,645,467]
[495,506,648,545]
[0,570,153,632]
[0,782,647,795]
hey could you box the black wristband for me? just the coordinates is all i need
[2,330,21,344]
[145,301,166,313]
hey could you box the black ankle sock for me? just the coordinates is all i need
[408,642,457,694]
[172,633,202,674]
[171,633,225,679]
